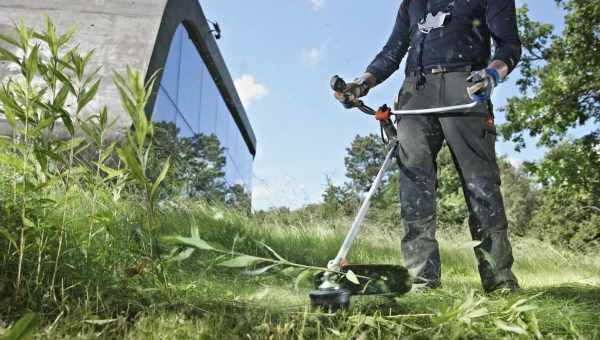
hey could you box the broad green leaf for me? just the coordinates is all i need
[117,146,145,184]
[53,85,71,109]
[99,106,108,128]
[31,116,58,135]
[16,19,33,43]
[33,148,48,172]
[167,247,195,262]
[53,68,76,95]
[24,44,39,83]
[55,137,85,153]
[166,236,215,251]
[0,33,20,47]
[281,267,303,277]
[57,26,76,47]
[79,121,100,145]
[150,157,170,202]
[3,312,39,340]
[0,153,30,172]
[99,142,117,163]
[219,255,260,268]
[494,320,528,335]
[77,79,101,113]
[243,264,279,276]
[346,270,360,285]
[22,216,35,228]
[0,227,17,249]
[0,45,20,64]
[59,110,75,136]
[1,96,17,128]
[64,165,89,177]
[294,269,313,290]
[98,164,124,180]
[82,66,102,89]
[113,71,136,115]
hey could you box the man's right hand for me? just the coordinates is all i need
[333,77,371,109]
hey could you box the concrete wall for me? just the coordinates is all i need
[0,0,166,136]
[0,0,256,154]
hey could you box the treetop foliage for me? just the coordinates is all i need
[501,0,600,149]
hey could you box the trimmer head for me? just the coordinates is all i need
[309,288,351,312]
[314,264,412,296]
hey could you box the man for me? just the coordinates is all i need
[334,0,521,293]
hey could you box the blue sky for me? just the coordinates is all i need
[200,0,568,210]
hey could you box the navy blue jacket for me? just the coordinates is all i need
[366,0,522,83]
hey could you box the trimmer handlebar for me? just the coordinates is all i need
[331,75,478,117]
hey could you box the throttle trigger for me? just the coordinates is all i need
[375,105,391,121]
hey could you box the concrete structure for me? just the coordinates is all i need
[0,0,256,190]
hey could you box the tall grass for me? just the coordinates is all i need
[3,196,597,338]
[0,17,166,315]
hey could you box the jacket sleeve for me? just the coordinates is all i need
[486,0,522,74]
[365,1,411,84]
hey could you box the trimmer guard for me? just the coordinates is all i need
[314,264,412,296]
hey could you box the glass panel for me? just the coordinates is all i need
[198,61,216,134]
[151,22,254,200]
[152,87,177,124]
[177,30,202,133]
[176,112,193,138]
[203,81,218,134]
[224,154,234,185]
[245,152,253,190]
[214,94,228,149]
[227,114,238,172]
[160,26,183,101]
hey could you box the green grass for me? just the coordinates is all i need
[3,199,598,339]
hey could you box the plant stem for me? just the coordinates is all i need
[16,62,33,300]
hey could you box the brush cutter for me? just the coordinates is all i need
[309,75,478,311]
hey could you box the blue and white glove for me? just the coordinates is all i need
[467,68,500,103]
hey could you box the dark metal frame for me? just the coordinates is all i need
[144,0,257,156]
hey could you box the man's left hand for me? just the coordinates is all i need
[467,68,500,102]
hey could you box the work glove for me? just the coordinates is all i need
[467,68,500,103]
[333,77,370,109]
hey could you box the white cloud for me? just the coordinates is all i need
[509,158,524,169]
[302,47,324,65]
[309,0,324,11]
[251,175,319,211]
[234,74,269,108]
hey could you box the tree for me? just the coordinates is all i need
[498,158,537,236]
[523,135,600,250]
[344,134,389,193]
[498,1,600,251]
[524,133,600,200]
[149,121,228,201]
[435,145,468,227]
[321,177,360,218]
[226,184,252,215]
[501,1,600,149]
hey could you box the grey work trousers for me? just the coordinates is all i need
[395,72,519,292]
